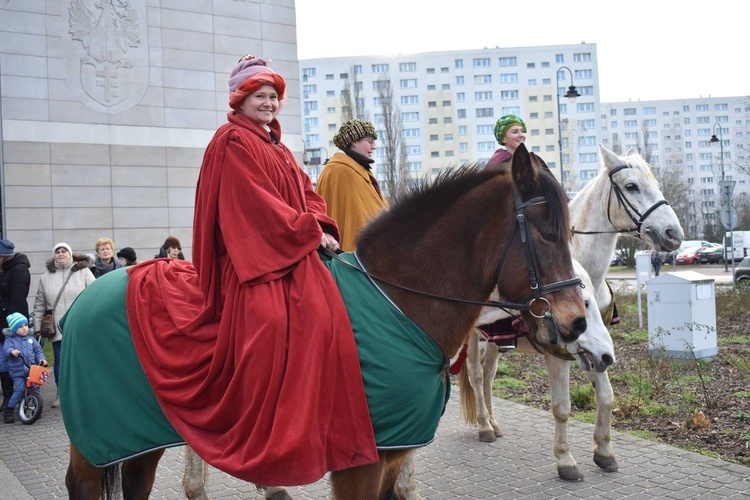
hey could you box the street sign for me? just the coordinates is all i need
[720,203,738,230]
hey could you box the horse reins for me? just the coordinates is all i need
[572,164,669,238]
[322,186,581,318]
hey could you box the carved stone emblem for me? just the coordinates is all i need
[63,0,149,113]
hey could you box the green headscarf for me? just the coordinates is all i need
[494,114,527,145]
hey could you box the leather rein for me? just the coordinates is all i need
[572,164,669,238]
[323,185,581,319]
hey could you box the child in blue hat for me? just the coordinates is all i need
[3,312,47,423]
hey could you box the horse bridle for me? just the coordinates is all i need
[572,164,669,238]
[323,186,581,319]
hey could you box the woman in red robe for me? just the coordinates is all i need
[126,56,378,485]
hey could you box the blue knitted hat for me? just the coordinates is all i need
[0,239,15,256]
[7,312,28,333]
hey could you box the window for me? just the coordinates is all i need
[456,92,465,102]
[577,102,594,112]
[430,134,439,141]
[456,75,464,85]
[478,141,495,151]
[475,91,492,101]
[574,69,592,79]
[302,67,317,79]
[426,68,435,74]
[644,119,656,126]
[624,132,638,140]
[529,96,538,102]
[400,79,417,88]
[555,54,564,63]
[372,64,389,73]
[527,62,536,69]
[428,101,437,107]
[499,73,518,83]
[373,97,383,106]
[476,108,494,117]
[696,104,708,111]
[530,129,539,136]
[325,74,334,80]
[459,142,468,152]
[530,112,539,119]
[715,103,728,111]
[402,112,419,122]
[339,73,348,79]
[578,86,594,96]
[302,84,317,96]
[578,136,596,146]
[501,90,518,99]
[305,134,319,144]
[304,101,318,113]
[474,74,492,84]
[644,107,656,114]
[499,56,517,66]
[716,115,728,122]
[399,62,416,72]
[624,108,636,115]
[528,79,537,86]
[579,153,598,163]
[326,107,336,113]
[457,109,466,118]
[445,150,454,157]
[405,145,421,155]
[455,59,463,69]
[458,125,467,135]
[573,52,592,62]
[502,106,520,115]
[473,57,491,67]
[442,84,450,90]
[541,62,549,68]
[427,85,436,91]
[428,118,438,124]
[406,162,422,172]
[373,114,384,124]
[444,134,453,140]
[304,117,318,128]
[442,100,451,106]
[477,124,493,134]
[431,151,440,157]
[401,95,418,105]
[403,128,420,138]
[697,116,709,123]
[353,65,362,74]
[443,117,452,124]
[373,80,388,91]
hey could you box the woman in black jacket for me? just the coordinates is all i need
[0,239,31,410]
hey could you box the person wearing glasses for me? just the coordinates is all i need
[315,119,388,252]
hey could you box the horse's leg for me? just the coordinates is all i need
[458,329,498,442]
[183,446,210,500]
[393,449,422,500]
[66,445,105,500]
[589,370,618,472]
[480,339,502,437]
[121,449,165,500]
[331,450,408,500]
[544,354,583,481]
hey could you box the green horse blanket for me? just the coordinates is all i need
[61,253,449,467]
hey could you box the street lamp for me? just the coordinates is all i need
[710,123,733,274]
[556,66,580,187]
[301,138,310,165]
[709,123,725,181]
[319,146,329,165]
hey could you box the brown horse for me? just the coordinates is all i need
[65,143,587,499]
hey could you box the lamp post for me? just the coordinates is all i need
[556,66,580,187]
[301,138,310,166]
[319,146,329,165]
[710,123,733,274]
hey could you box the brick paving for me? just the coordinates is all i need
[1,381,748,498]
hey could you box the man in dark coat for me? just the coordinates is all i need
[0,239,31,410]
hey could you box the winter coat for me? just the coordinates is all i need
[89,256,123,278]
[0,253,31,329]
[3,328,46,379]
[32,254,95,342]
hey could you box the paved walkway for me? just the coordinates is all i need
[1,381,748,499]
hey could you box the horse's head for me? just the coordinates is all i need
[541,260,615,372]
[599,144,684,252]
[493,144,587,347]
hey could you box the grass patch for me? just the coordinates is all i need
[627,429,659,440]
[495,377,529,391]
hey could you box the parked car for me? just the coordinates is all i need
[735,257,750,289]
[697,246,723,264]
[675,246,705,265]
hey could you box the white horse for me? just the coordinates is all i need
[456,144,684,482]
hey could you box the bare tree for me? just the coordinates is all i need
[640,123,653,164]
[651,163,692,236]
[340,65,368,123]
[375,76,408,200]
[610,133,622,155]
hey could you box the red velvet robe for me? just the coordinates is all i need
[126,112,378,485]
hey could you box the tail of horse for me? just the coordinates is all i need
[101,465,121,500]
[457,362,479,425]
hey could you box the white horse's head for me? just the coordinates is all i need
[599,144,684,252]
[564,260,615,373]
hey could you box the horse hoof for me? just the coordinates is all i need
[266,491,293,500]
[594,453,619,472]
[557,465,583,482]
[478,430,497,442]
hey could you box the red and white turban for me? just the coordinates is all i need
[228,55,287,112]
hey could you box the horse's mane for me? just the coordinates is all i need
[615,151,658,183]
[358,159,570,247]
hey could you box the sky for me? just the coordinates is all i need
[295,0,749,103]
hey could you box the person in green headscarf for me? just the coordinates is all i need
[487,113,527,166]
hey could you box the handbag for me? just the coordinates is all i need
[39,270,74,339]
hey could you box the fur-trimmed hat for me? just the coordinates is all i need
[494,114,527,145]
[163,236,181,250]
[0,239,15,256]
[333,120,378,150]
[7,312,28,333]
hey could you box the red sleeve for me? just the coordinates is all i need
[215,137,323,285]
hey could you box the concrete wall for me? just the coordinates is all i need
[0,0,301,305]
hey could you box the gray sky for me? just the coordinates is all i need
[295,0,749,103]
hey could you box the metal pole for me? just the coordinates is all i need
[556,89,564,184]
